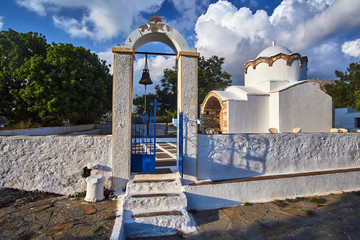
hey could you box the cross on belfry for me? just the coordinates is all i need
[150,13,162,24]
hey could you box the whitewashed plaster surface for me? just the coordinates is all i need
[228,95,269,133]
[197,133,360,181]
[245,60,307,91]
[277,83,332,132]
[185,170,360,210]
[335,108,360,129]
[0,135,111,195]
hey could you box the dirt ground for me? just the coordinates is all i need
[0,188,117,240]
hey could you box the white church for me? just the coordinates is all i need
[201,42,333,134]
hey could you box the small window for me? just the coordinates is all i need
[206,111,209,115]
[355,118,360,128]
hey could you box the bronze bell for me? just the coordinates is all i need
[139,69,153,85]
[139,53,153,86]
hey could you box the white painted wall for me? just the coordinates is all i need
[197,133,360,181]
[0,135,112,195]
[228,95,269,133]
[185,170,360,210]
[278,83,332,132]
[335,108,360,129]
[269,92,280,130]
[245,60,307,92]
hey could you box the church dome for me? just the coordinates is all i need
[244,41,308,90]
[257,42,292,58]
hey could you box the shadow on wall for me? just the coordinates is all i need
[185,192,241,211]
[198,134,269,181]
[183,114,198,179]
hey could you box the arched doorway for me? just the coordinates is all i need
[111,14,199,190]
[200,92,228,134]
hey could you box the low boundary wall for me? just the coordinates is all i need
[185,168,360,210]
[0,124,97,136]
[0,135,112,195]
[197,133,360,181]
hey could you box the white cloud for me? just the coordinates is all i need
[166,0,210,31]
[96,50,175,97]
[0,16,4,30]
[195,0,360,84]
[97,49,113,74]
[16,0,164,41]
[133,55,176,97]
[304,41,342,79]
[342,39,360,57]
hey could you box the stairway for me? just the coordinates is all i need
[123,173,197,238]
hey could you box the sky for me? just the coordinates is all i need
[1,0,360,98]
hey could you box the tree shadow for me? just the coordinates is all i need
[198,134,269,181]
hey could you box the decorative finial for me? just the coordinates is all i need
[150,13,162,24]
[272,40,276,46]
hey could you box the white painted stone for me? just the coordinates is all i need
[0,135,111,195]
[110,190,126,240]
[124,209,196,238]
[118,23,196,53]
[85,175,105,202]
[112,52,133,190]
[185,170,360,210]
[197,133,360,181]
[123,192,187,213]
[126,180,182,194]
[245,45,307,90]
[122,173,196,238]
[276,82,332,132]
[178,55,198,182]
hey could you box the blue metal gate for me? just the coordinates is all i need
[178,112,183,176]
[131,99,159,173]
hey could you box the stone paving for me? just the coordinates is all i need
[2,188,360,240]
[137,191,360,240]
[0,188,117,240]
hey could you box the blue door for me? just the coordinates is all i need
[131,99,159,173]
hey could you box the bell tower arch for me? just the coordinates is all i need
[111,14,199,189]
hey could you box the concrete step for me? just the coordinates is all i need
[126,179,182,193]
[127,173,182,193]
[124,209,196,238]
[123,192,187,212]
[123,172,196,238]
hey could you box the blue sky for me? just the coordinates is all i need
[1,0,360,97]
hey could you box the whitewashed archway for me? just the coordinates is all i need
[111,14,199,189]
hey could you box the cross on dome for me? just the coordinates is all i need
[150,13,162,24]
[272,40,276,46]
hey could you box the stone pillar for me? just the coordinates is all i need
[178,52,199,182]
[111,48,134,190]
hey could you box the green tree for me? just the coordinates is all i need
[133,93,157,115]
[155,66,177,113]
[198,55,232,105]
[0,29,112,126]
[133,55,232,118]
[325,61,360,111]
[0,29,48,124]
